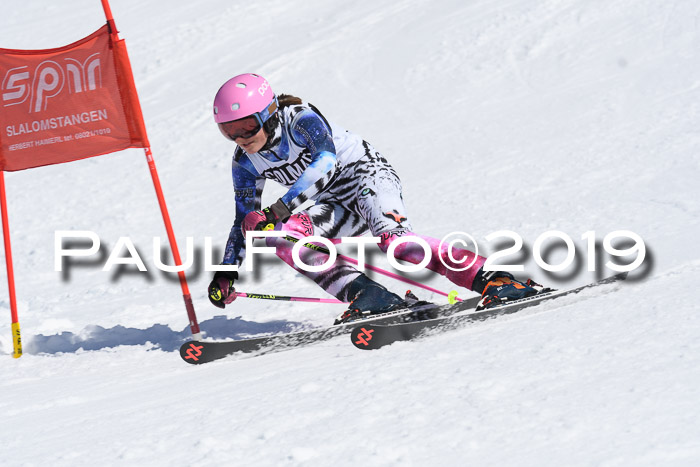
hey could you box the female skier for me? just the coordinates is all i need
[207,73,543,322]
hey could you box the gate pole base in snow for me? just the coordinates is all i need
[0,172,22,358]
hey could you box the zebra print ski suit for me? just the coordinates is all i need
[223,102,486,301]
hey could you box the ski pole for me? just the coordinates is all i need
[235,291,345,304]
[281,235,463,302]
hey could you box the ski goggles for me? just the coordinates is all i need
[218,97,278,141]
[218,116,262,141]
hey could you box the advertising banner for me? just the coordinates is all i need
[0,25,148,171]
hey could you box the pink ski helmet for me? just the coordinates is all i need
[213,73,278,141]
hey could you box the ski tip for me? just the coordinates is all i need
[180,341,206,364]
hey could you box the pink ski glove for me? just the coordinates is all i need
[241,199,292,237]
[208,271,238,309]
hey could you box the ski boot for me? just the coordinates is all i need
[473,269,549,310]
[334,274,406,325]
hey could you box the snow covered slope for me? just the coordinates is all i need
[1,0,699,465]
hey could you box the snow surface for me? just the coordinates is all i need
[1,0,700,465]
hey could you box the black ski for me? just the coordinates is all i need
[180,294,483,364]
[350,272,628,350]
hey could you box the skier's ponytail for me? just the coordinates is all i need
[261,94,304,142]
[278,94,303,108]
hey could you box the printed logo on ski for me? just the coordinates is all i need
[354,327,375,346]
[184,343,204,361]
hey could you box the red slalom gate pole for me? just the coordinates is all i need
[100,0,117,34]
[0,172,22,358]
[144,148,201,338]
[100,0,201,338]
